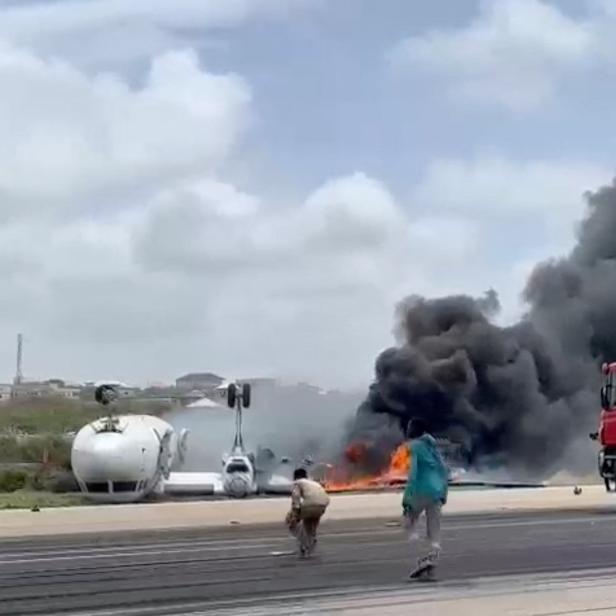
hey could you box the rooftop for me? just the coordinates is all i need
[176,372,224,381]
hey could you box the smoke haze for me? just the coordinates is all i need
[349,178,616,478]
[167,383,362,472]
[167,178,616,481]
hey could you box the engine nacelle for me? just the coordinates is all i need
[221,454,256,498]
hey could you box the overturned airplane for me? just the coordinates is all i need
[71,382,295,503]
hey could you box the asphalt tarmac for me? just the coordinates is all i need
[2,509,616,615]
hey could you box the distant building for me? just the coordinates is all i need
[141,386,180,398]
[138,386,200,408]
[46,379,81,399]
[80,382,140,401]
[0,384,11,403]
[10,379,82,400]
[175,373,224,391]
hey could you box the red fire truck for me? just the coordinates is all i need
[592,362,616,491]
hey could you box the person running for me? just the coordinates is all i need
[285,468,330,557]
[402,418,449,580]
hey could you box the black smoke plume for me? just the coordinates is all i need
[349,178,616,477]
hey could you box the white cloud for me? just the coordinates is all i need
[134,172,413,290]
[390,0,612,110]
[133,179,262,274]
[301,173,405,252]
[0,43,250,219]
[126,156,611,365]
[0,0,315,69]
[0,2,611,391]
[0,137,469,387]
[408,216,479,263]
[412,156,612,247]
[0,0,290,34]
[143,172,438,385]
[66,194,399,385]
[0,35,252,380]
[0,69,604,386]
[395,155,615,328]
[0,25,432,387]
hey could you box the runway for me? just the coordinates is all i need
[2,509,616,615]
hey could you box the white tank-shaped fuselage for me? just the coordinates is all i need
[71,415,181,503]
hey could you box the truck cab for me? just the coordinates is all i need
[594,362,616,491]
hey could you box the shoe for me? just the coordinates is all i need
[423,565,436,581]
[409,564,428,580]
[409,561,434,581]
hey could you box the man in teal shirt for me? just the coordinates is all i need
[402,418,449,580]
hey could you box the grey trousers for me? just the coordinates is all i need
[287,504,327,555]
[403,497,442,566]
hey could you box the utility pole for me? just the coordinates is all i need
[14,333,23,385]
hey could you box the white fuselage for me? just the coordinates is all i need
[163,452,260,498]
[72,410,293,502]
[71,415,178,503]
[221,452,257,498]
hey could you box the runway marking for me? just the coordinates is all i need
[0,510,608,553]
[0,542,287,565]
[2,513,610,552]
[50,568,616,616]
[4,512,616,615]
[0,536,285,558]
[270,551,295,556]
[0,514,610,567]
[538,608,616,615]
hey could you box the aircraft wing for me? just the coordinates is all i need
[186,397,223,409]
[257,472,294,495]
[163,472,226,496]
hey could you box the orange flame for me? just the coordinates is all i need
[323,442,410,493]
[389,442,410,475]
[344,442,368,464]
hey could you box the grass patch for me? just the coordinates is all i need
[0,398,103,434]
[0,467,79,492]
[0,435,73,467]
[0,469,28,492]
[0,396,173,467]
[0,397,173,496]
[0,490,87,510]
[0,396,171,435]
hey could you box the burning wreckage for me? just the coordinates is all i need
[322,176,616,488]
[309,439,466,494]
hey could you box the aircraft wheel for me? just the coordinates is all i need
[95,384,117,406]
[227,383,237,408]
[242,383,251,408]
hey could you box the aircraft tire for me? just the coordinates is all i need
[227,383,237,408]
[95,384,117,406]
[242,383,251,408]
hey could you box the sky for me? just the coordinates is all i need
[0,0,614,389]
